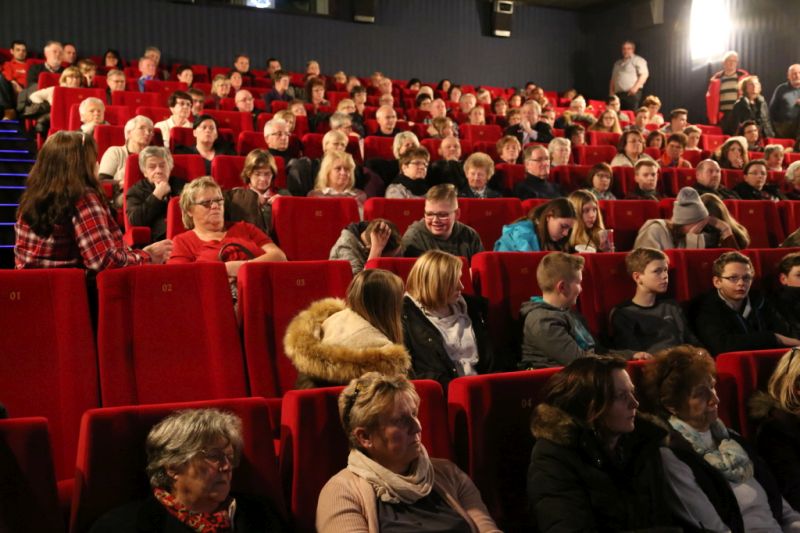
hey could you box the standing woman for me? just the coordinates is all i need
[15,131,172,270]
[402,250,503,391]
[730,75,775,138]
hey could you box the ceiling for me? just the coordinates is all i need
[516,0,629,11]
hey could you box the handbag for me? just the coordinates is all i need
[217,242,256,303]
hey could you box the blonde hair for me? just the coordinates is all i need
[315,151,355,191]
[339,372,419,450]
[392,131,420,159]
[700,193,751,248]
[347,269,405,344]
[767,349,800,415]
[786,161,800,185]
[179,176,221,229]
[322,129,348,152]
[567,190,605,250]
[464,152,495,177]
[406,250,462,309]
[59,66,82,86]
[537,252,585,293]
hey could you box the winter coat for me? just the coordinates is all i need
[494,220,541,252]
[519,298,601,369]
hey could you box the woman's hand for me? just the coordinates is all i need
[225,260,247,279]
[143,239,173,264]
[706,216,733,239]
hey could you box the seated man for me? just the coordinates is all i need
[771,251,800,337]
[401,184,484,260]
[373,104,400,137]
[425,98,459,137]
[504,100,553,145]
[427,136,465,188]
[690,251,799,355]
[77,96,106,135]
[263,117,299,160]
[520,252,647,369]
[625,159,662,200]
[154,90,192,149]
[658,132,693,168]
[104,69,126,104]
[610,247,700,353]
[174,65,194,87]
[137,56,157,92]
[513,145,562,200]
[659,108,688,134]
[232,53,254,84]
[234,89,261,130]
[264,70,292,111]
[187,87,205,118]
[2,40,28,95]
[26,40,63,88]
[692,158,740,199]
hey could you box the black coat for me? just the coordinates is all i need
[513,174,563,200]
[401,294,505,392]
[730,96,776,138]
[125,177,187,242]
[733,181,785,201]
[752,392,800,512]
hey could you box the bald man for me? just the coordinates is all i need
[769,64,800,139]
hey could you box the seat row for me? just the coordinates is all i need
[1,346,786,532]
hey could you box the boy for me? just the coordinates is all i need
[520,252,648,369]
[626,159,662,200]
[611,248,700,352]
[659,132,693,168]
[683,125,702,151]
[772,252,800,336]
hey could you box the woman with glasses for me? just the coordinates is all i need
[640,346,800,532]
[610,130,654,167]
[385,145,431,199]
[174,115,236,174]
[168,176,286,280]
[89,408,288,532]
[734,159,786,201]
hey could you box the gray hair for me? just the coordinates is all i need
[146,408,243,490]
[263,118,288,137]
[786,161,800,185]
[548,137,571,153]
[179,176,221,229]
[722,50,739,62]
[78,97,105,116]
[124,115,154,140]
[329,112,352,130]
[138,146,174,174]
[764,144,785,159]
[392,131,420,159]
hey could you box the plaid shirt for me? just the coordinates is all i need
[15,191,150,271]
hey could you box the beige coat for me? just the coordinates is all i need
[633,219,705,250]
[316,458,502,533]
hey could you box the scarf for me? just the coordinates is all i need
[392,174,430,197]
[410,294,479,376]
[669,416,754,484]
[346,445,434,504]
[153,487,235,532]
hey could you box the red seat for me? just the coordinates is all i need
[165,197,186,239]
[365,256,473,295]
[281,380,451,533]
[93,124,124,158]
[766,137,795,149]
[574,144,616,165]
[682,150,703,167]
[363,136,395,160]
[470,251,549,356]
[579,252,638,337]
[667,248,735,303]
[202,109,254,138]
[0,417,63,533]
[778,200,800,236]
[459,124,503,143]
[69,397,286,533]
[599,199,660,251]
[210,154,246,190]
[271,197,360,260]
[723,199,785,248]
[520,198,551,213]
[748,247,800,292]
[110,90,161,109]
[701,134,728,152]
[364,119,410,136]
[67,103,132,131]
[551,164,592,193]
[663,167,697,196]
[36,70,61,90]
[494,163,526,194]
[721,169,744,188]
[237,130,267,154]
[457,198,524,250]
[237,261,352,397]
[96,263,248,406]
[448,369,560,530]
[134,105,171,124]
[471,140,500,162]
[143,79,188,106]
[49,86,106,133]
[362,198,425,234]
[587,131,621,147]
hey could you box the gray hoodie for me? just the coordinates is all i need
[520,298,600,369]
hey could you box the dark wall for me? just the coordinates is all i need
[575,0,800,123]
[0,0,579,90]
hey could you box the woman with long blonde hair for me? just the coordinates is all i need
[568,190,612,252]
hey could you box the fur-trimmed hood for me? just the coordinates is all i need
[283,298,411,388]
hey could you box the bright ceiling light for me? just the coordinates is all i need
[690,0,730,61]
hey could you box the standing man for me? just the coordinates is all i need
[706,50,748,130]
[769,64,800,139]
[609,40,649,111]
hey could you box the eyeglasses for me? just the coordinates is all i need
[269,131,290,138]
[200,448,239,468]
[194,197,224,209]
[529,158,549,163]
[408,161,429,168]
[424,211,455,220]
[719,275,754,284]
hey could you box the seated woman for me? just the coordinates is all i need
[78,97,107,135]
[15,131,171,270]
[317,372,500,532]
[684,125,703,152]
[98,115,155,207]
[494,198,576,252]
[610,130,655,167]
[428,116,455,139]
[174,115,236,174]
[23,66,83,133]
[634,187,737,250]
[103,49,122,70]
[307,151,367,213]
[585,161,617,200]
[642,94,665,126]
[288,129,350,197]
[402,250,502,390]
[714,136,749,170]
[646,129,666,152]
[496,135,522,165]
[89,408,287,532]
[385,145,431,199]
[547,137,572,167]
[227,70,243,93]
[284,270,411,388]
[641,346,800,532]
[568,189,613,252]
[336,98,365,137]
[366,131,420,187]
[459,152,501,198]
[492,98,508,127]
[588,109,623,134]
[734,158,786,201]
[154,90,193,149]
[700,193,751,249]
[168,176,286,279]
[125,146,186,243]
[750,349,800,511]
[330,218,402,274]
[785,161,800,200]
[226,149,287,234]
[528,356,677,532]
[765,144,786,172]
[208,74,232,110]
[730,75,775,139]
[466,106,485,126]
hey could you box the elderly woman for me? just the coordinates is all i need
[329,218,402,275]
[15,131,171,270]
[284,270,411,388]
[89,408,287,532]
[714,136,749,170]
[641,346,800,532]
[365,130,420,188]
[610,130,654,167]
[528,356,677,532]
[99,115,155,207]
[168,176,286,280]
[734,158,786,201]
[78,96,107,135]
[765,144,786,172]
[308,151,367,213]
[467,106,486,126]
[402,250,501,390]
[227,149,286,234]
[547,137,572,167]
[154,91,193,149]
[585,162,617,200]
[385,145,431,199]
[496,135,522,165]
[785,161,800,200]
[125,146,186,242]
[317,372,500,532]
[174,115,236,174]
[459,152,500,198]
[730,75,775,139]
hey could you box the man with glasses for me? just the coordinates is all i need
[401,184,484,260]
[514,145,563,200]
[690,251,799,355]
[234,89,261,130]
[263,117,298,159]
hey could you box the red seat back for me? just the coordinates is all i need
[457,198,524,250]
[0,269,99,482]
[365,256,473,295]
[210,154,246,190]
[723,199,785,248]
[143,80,188,106]
[271,197,360,260]
[363,136,395,160]
[459,124,503,143]
[588,131,621,147]
[96,264,248,406]
[579,252,638,337]
[237,130,267,155]
[67,103,132,131]
[362,198,425,234]
[237,260,352,396]
[574,144,616,165]
[600,199,660,251]
[50,86,105,132]
[494,163,526,194]
[667,248,734,303]
[748,247,800,292]
[93,124,124,159]
[701,134,728,152]
[202,109,254,138]
[111,90,161,109]
[133,105,171,124]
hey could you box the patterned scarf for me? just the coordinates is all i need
[347,445,434,504]
[668,416,754,484]
[153,487,235,532]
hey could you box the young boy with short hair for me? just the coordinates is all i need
[771,251,800,336]
[626,159,662,200]
[610,247,700,352]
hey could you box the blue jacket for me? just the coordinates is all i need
[493,220,541,252]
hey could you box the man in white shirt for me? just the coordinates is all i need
[610,40,649,111]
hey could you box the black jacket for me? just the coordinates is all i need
[427,159,466,189]
[125,177,187,242]
[504,122,554,145]
[513,174,563,200]
[752,391,800,512]
[693,182,741,200]
[771,285,800,338]
[401,294,505,392]
[730,95,776,138]
[733,181,785,201]
[689,289,787,355]
[528,404,677,532]
[458,185,502,199]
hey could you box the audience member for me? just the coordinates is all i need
[102,49,121,69]
[496,135,522,165]
[684,125,702,151]
[366,130,419,188]
[764,143,785,172]
[734,158,785,201]
[731,75,775,139]
[234,89,261,130]
[785,161,800,200]
[642,94,664,126]
[700,193,751,249]
[770,253,800,336]
[427,136,466,189]
[714,136,749,170]
[660,108,689,134]
[136,56,157,93]
[458,152,501,198]
[567,189,612,252]
[263,117,299,160]
[504,100,553,145]
[494,198,576,252]
[77,96,106,135]
[707,50,749,132]
[174,115,236,174]
[610,130,654,167]
[23,66,82,133]
[187,87,205,117]
[740,119,765,151]
[607,94,630,124]
[626,159,663,200]
[659,132,693,168]
[547,137,572,167]
[174,65,193,87]
[98,115,155,207]
[609,40,649,110]
[329,218,402,275]
[513,145,563,200]
[769,63,800,139]
[154,91,192,149]
[646,129,666,151]
[585,162,617,200]
[26,40,63,87]
[564,123,586,148]
[308,151,367,213]
[2,40,28,100]
[374,105,400,137]
[385,145,431,199]
[553,95,596,129]
[208,74,232,109]
[225,149,286,234]
[104,69,126,103]
[588,108,622,133]
[693,159,740,199]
